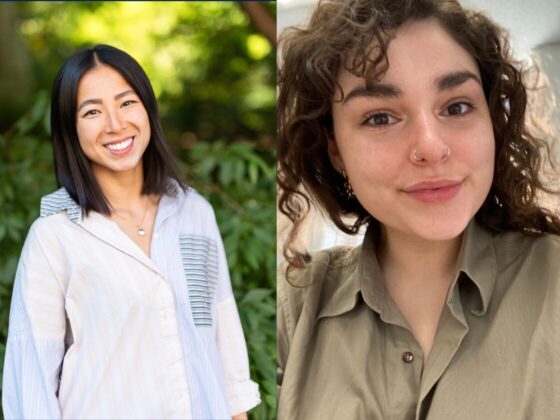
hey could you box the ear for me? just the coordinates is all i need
[327,135,345,174]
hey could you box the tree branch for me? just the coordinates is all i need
[238,2,276,47]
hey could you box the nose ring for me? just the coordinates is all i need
[412,146,451,162]
[413,149,425,162]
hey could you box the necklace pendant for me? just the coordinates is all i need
[137,227,146,236]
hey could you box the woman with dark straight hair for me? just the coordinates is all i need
[3,44,260,419]
[50,44,183,216]
[277,0,560,418]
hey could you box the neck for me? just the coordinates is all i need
[378,226,462,288]
[93,164,145,210]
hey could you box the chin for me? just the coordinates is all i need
[114,160,141,171]
[92,158,143,176]
[413,214,472,242]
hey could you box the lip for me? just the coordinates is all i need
[402,179,463,203]
[103,136,135,155]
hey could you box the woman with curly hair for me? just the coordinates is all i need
[277,0,560,418]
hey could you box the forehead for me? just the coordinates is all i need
[77,65,132,97]
[337,18,480,92]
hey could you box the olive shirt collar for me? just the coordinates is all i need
[317,219,498,321]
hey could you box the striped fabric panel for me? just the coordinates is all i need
[40,188,81,222]
[179,235,219,327]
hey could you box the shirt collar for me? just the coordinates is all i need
[153,180,188,231]
[39,180,187,224]
[38,182,189,276]
[40,187,82,221]
[314,246,363,319]
[453,218,497,316]
[317,218,498,320]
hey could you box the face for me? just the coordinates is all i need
[329,19,495,243]
[75,64,150,180]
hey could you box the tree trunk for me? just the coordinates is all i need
[0,3,34,131]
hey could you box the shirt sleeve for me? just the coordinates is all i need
[210,209,261,415]
[2,221,66,419]
[216,297,261,415]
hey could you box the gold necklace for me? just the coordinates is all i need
[112,197,150,236]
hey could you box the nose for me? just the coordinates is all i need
[103,108,126,134]
[409,113,450,164]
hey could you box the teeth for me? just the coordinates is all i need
[106,137,133,151]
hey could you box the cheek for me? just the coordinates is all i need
[132,110,151,138]
[142,117,151,137]
[135,107,150,124]
[352,140,404,177]
[348,144,403,200]
[332,118,406,188]
[482,140,496,189]
[457,123,495,198]
[468,125,496,173]
[75,121,95,149]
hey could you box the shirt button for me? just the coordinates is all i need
[154,232,160,239]
[402,351,414,363]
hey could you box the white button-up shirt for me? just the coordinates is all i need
[3,185,260,419]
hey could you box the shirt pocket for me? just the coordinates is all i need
[178,234,219,327]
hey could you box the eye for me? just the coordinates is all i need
[82,109,100,117]
[121,99,137,107]
[444,102,473,116]
[362,112,398,127]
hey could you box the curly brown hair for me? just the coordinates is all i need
[278,0,560,269]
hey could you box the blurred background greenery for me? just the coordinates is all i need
[0,2,275,419]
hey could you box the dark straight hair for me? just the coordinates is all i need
[50,44,185,216]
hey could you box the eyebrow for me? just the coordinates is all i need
[77,90,136,113]
[342,83,402,104]
[436,70,481,91]
[341,70,482,105]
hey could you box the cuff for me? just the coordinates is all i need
[227,379,261,416]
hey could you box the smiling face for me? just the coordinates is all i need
[328,19,495,243]
[76,64,150,181]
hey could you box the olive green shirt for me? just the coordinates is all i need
[277,220,560,420]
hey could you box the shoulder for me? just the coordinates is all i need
[39,187,81,222]
[29,212,72,237]
[166,187,225,245]
[277,245,361,335]
[17,214,76,286]
[26,186,82,244]
[278,245,360,288]
[23,188,101,264]
[493,229,560,287]
[172,186,215,221]
[493,229,560,265]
